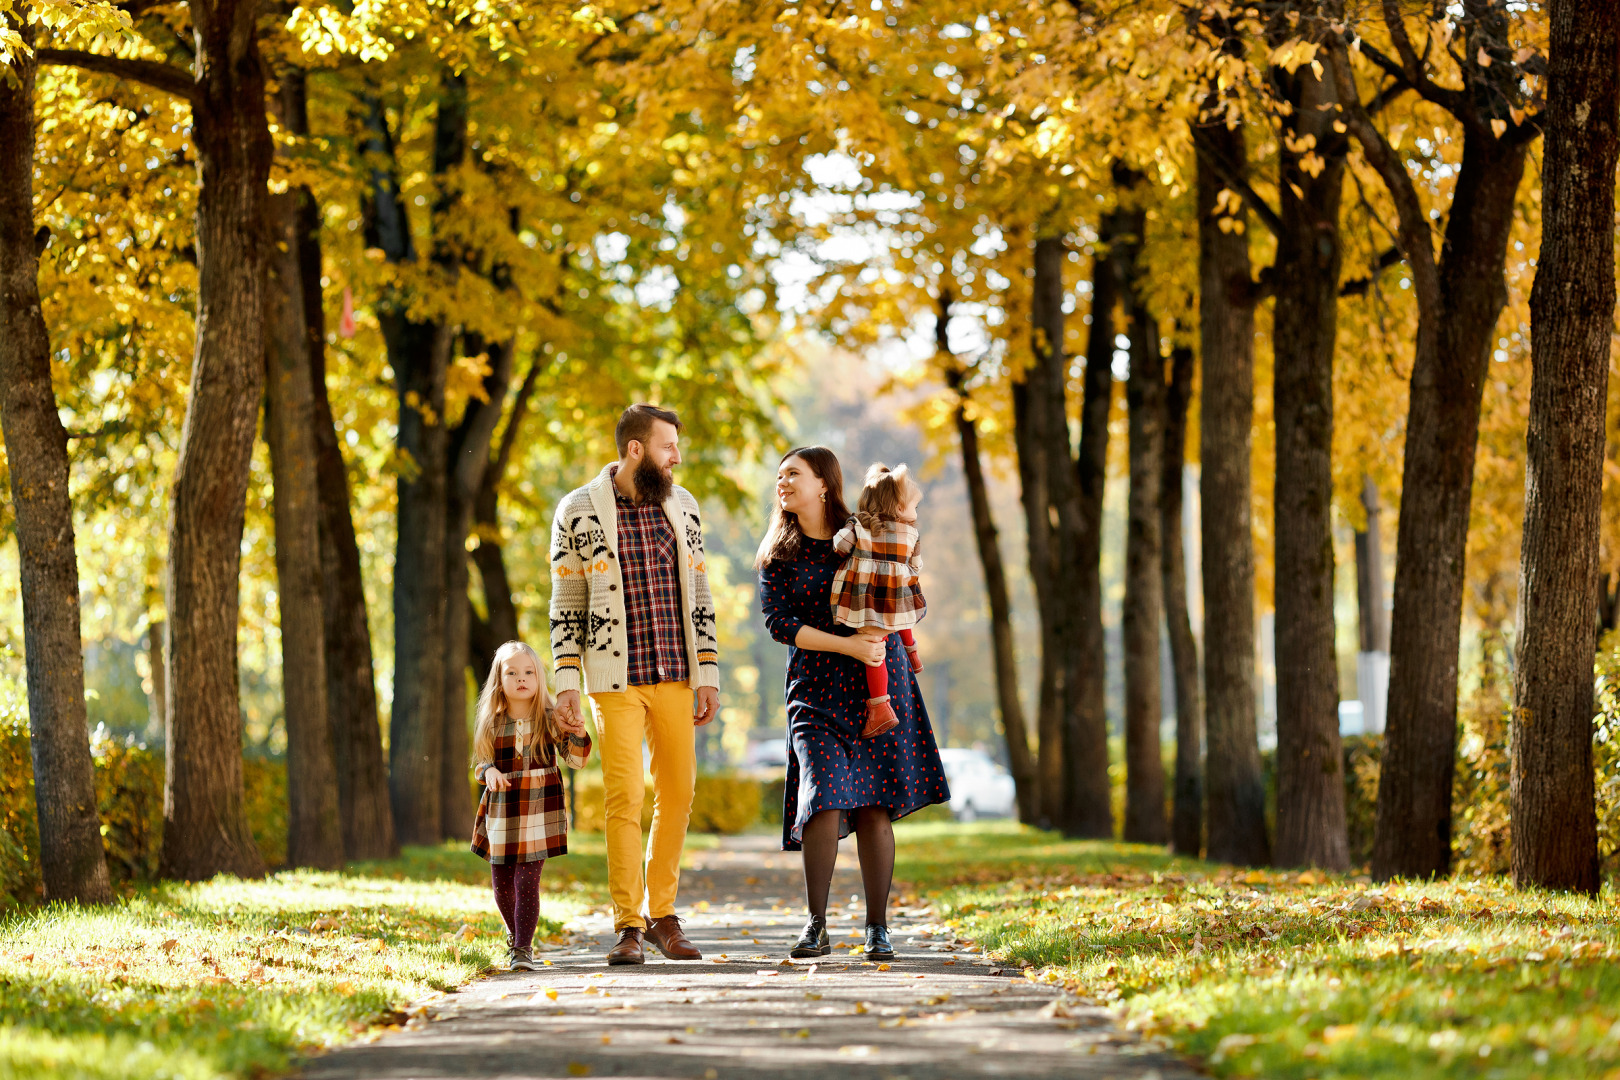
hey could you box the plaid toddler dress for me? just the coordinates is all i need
[829,517,927,632]
[471,712,591,865]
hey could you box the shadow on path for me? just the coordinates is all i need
[298,835,1198,1079]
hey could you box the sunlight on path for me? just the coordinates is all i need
[298,836,1197,1079]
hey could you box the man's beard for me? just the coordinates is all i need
[634,455,674,505]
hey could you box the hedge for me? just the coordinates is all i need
[570,771,763,835]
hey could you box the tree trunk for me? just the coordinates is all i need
[1122,257,1168,845]
[1064,215,1119,839]
[264,73,343,871]
[146,617,167,736]
[0,19,112,904]
[468,355,545,673]
[1371,137,1529,883]
[942,291,1038,824]
[1354,476,1390,735]
[1510,0,1616,895]
[441,335,514,839]
[294,83,395,862]
[1195,105,1271,866]
[1163,344,1203,857]
[159,0,274,881]
[1270,48,1349,870]
[1010,233,1063,827]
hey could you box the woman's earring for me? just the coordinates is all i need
[820,492,826,502]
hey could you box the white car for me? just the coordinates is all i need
[936,748,1018,821]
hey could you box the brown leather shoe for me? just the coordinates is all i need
[606,926,645,965]
[645,914,703,960]
[861,696,899,739]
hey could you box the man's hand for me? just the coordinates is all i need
[554,689,583,731]
[693,685,720,727]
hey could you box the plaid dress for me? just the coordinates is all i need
[471,712,591,865]
[829,517,927,632]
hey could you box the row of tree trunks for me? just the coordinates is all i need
[0,14,113,903]
[1064,209,1119,840]
[1119,213,1168,844]
[1335,5,1536,882]
[1162,344,1203,857]
[1268,36,1349,870]
[1509,0,1618,896]
[939,289,1039,824]
[1193,98,1271,867]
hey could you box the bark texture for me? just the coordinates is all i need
[1335,5,1535,881]
[1269,44,1349,870]
[1064,216,1119,839]
[159,0,274,880]
[1194,106,1271,866]
[1510,0,1617,896]
[295,93,396,862]
[0,22,113,903]
[941,291,1038,824]
[1163,344,1204,857]
[1122,256,1168,845]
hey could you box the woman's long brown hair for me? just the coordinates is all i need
[754,446,850,568]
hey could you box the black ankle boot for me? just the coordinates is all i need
[863,923,894,961]
[790,915,831,958]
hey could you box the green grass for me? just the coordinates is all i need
[892,821,1620,1079]
[0,843,600,1079]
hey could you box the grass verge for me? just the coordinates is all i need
[0,842,603,1079]
[894,820,1620,1080]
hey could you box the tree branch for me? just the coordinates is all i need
[1339,247,1403,296]
[1373,2,1470,117]
[35,48,196,103]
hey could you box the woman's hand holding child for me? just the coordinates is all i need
[846,631,888,667]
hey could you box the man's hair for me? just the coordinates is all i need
[615,403,683,456]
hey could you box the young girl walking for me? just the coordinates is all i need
[471,641,591,971]
[830,463,927,739]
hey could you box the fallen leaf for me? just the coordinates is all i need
[567,1064,592,1077]
[600,1034,612,1045]
[160,940,178,954]
[544,988,559,1000]
[877,963,891,971]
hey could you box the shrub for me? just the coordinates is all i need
[90,730,163,884]
[242,757,288,869]
[1341,734,1381,868]
[570,772,765,835]
[0,719,42,911]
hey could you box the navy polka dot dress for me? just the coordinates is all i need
[759,536,951,850]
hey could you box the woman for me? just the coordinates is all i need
[756,446,950,961]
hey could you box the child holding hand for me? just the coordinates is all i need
[829,463,927,739]
[471,641,591,971]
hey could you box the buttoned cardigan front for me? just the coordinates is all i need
[547,464,720,695]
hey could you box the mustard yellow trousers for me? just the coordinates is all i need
[589,681,696,930]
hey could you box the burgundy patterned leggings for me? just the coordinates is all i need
[490,859,545,949]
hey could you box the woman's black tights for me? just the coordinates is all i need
[491,859,545,948]
[801,807,894,925]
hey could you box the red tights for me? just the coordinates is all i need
[863,628,915,701]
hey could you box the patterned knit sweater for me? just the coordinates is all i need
[548,464,720,695]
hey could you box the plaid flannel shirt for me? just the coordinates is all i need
[613,471,690,686]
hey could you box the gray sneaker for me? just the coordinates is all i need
[508,945,538,971]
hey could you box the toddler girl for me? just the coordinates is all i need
[830,463,927,739]
[471,641,591,970]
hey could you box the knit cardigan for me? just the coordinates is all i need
[548,464,720,695]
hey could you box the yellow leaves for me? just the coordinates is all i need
[1490,118,1508,139]
[1268,38,1320,75]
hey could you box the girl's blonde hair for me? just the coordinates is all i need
[854,462,920,532]
[471,641,561,766]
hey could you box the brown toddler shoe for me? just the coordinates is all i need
[905,645,924,674]
[862,696,899,739]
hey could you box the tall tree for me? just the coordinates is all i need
[1064,212,1119,840]
[1120,222,1168,846]
[1193,95,1271,867]
[1334,2,1542,880]
[1510,0,1617,896]
[264,69,343,871]
[44,0,277,880]
[291,69,396,862]
[0,12,112,904]
[1163,343,1203,857]
[1269,21,1349,870]
[940,291,1038,823]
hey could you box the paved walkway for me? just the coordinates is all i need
[300,836,1199,1079]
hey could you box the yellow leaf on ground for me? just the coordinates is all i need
[567,1064,591,1077]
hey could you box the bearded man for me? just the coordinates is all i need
[549,403,721,964]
